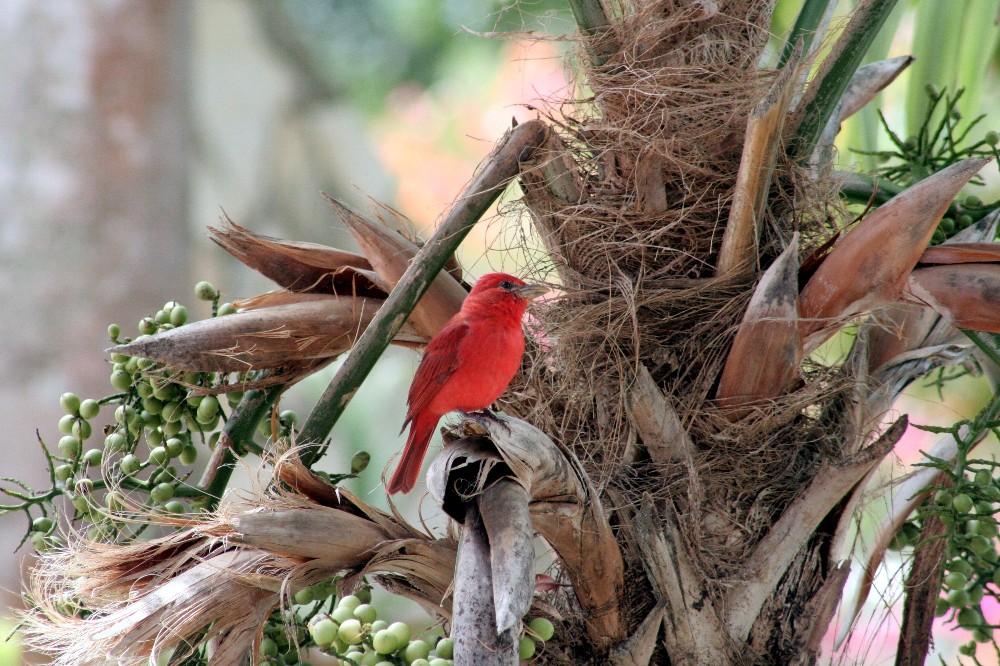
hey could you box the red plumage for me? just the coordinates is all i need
[386,272,546,494]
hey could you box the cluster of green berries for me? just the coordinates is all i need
[302,593,454,666]
[36,283,241,549]
[899,465,1000,649]
[932,194,986,245]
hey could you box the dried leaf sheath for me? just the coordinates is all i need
[799,157,989,352]
[716,234,801,418]
[108,296,427,373]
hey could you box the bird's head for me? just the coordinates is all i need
[462,273,548,319]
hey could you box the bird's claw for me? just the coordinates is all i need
[460,408,511,436]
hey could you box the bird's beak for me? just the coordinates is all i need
[512,283,548,300]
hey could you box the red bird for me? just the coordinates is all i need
[387,273,547,494]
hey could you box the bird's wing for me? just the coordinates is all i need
[403,319,470,426]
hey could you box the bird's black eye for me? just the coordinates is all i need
[499,280,514,290]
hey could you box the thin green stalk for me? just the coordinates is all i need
[837,171,974,222]
[791,0,900,160]
[297,121,549,465]
[778,0,833,68]
[200,385,283,508]
[567,0,616,67]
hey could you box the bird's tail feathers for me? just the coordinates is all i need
[386,413,438,495]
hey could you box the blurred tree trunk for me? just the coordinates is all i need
[0,0,191,604]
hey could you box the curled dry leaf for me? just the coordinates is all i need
[427,413,627,649]
[717,234,801,418]
[918,242,1000,265]
[209,215,384,297]
[799,157,989,352]
[906,263,1000,333]
[108,295,427,373]
[324,194,468,337]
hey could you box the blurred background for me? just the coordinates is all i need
[1,0,999,663]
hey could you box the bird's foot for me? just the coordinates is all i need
[460,408,510,435]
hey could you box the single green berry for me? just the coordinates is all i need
[975,469,993,486]
[58,414,76,435]
[148,446,169,466]
[388,621,411,646]
[338,619,364,645]
[944,571,968,589]
[434,638,454,659]
[338,595,362,612]
[968,535,991,555]
[293,588,313,605]
[58,435,82,459]
[54,464,73,482]
[146,426,165,447]
[355,586,372,604]
[165,437,185,457]
[351,451,371,475]
[83,448,103,467]
[931,229,946,245]
[104,432,128,453]
[260,637,278,657]
[968,585,985,605]
[973,519,998,538]
[370,620,389,634]
[935,490,954,506]
[105,490,125,511]
[120,454,141,475]
[518,636,537,660]
[139,317,158,335]
[310,618,338,647]
[161,401,184,424]
[110,369,132,391]
[142,396,164,416]
[71,418,92,440]
[180,445,198,466]
[353,603,377,624]
[108,323,121,340]
[328,605,352,625]
[60,392,81,415]
[986,131,1000,146]
[948,588,971,608]
[957,607,984,627]
[151,482,175,503]
[528,617,554,641]
[958,214,974,229]
[404,640,430,663]
[195,281,217,301]
[953,493,974,513]
[169,305,188,327]
[278,409,298,427]
[196,395,219,424]
[938,217,955,235]
[161,419,184,437]
[32,516,54,533]
[163,500,185,514]
[949,559,975,576]
[79,399,100,420]
[965,195,983,208]
[217,302,236,316]
[372,630,399,655]
[344,652,366,665]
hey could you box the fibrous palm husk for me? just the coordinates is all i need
[21,453,465,666]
